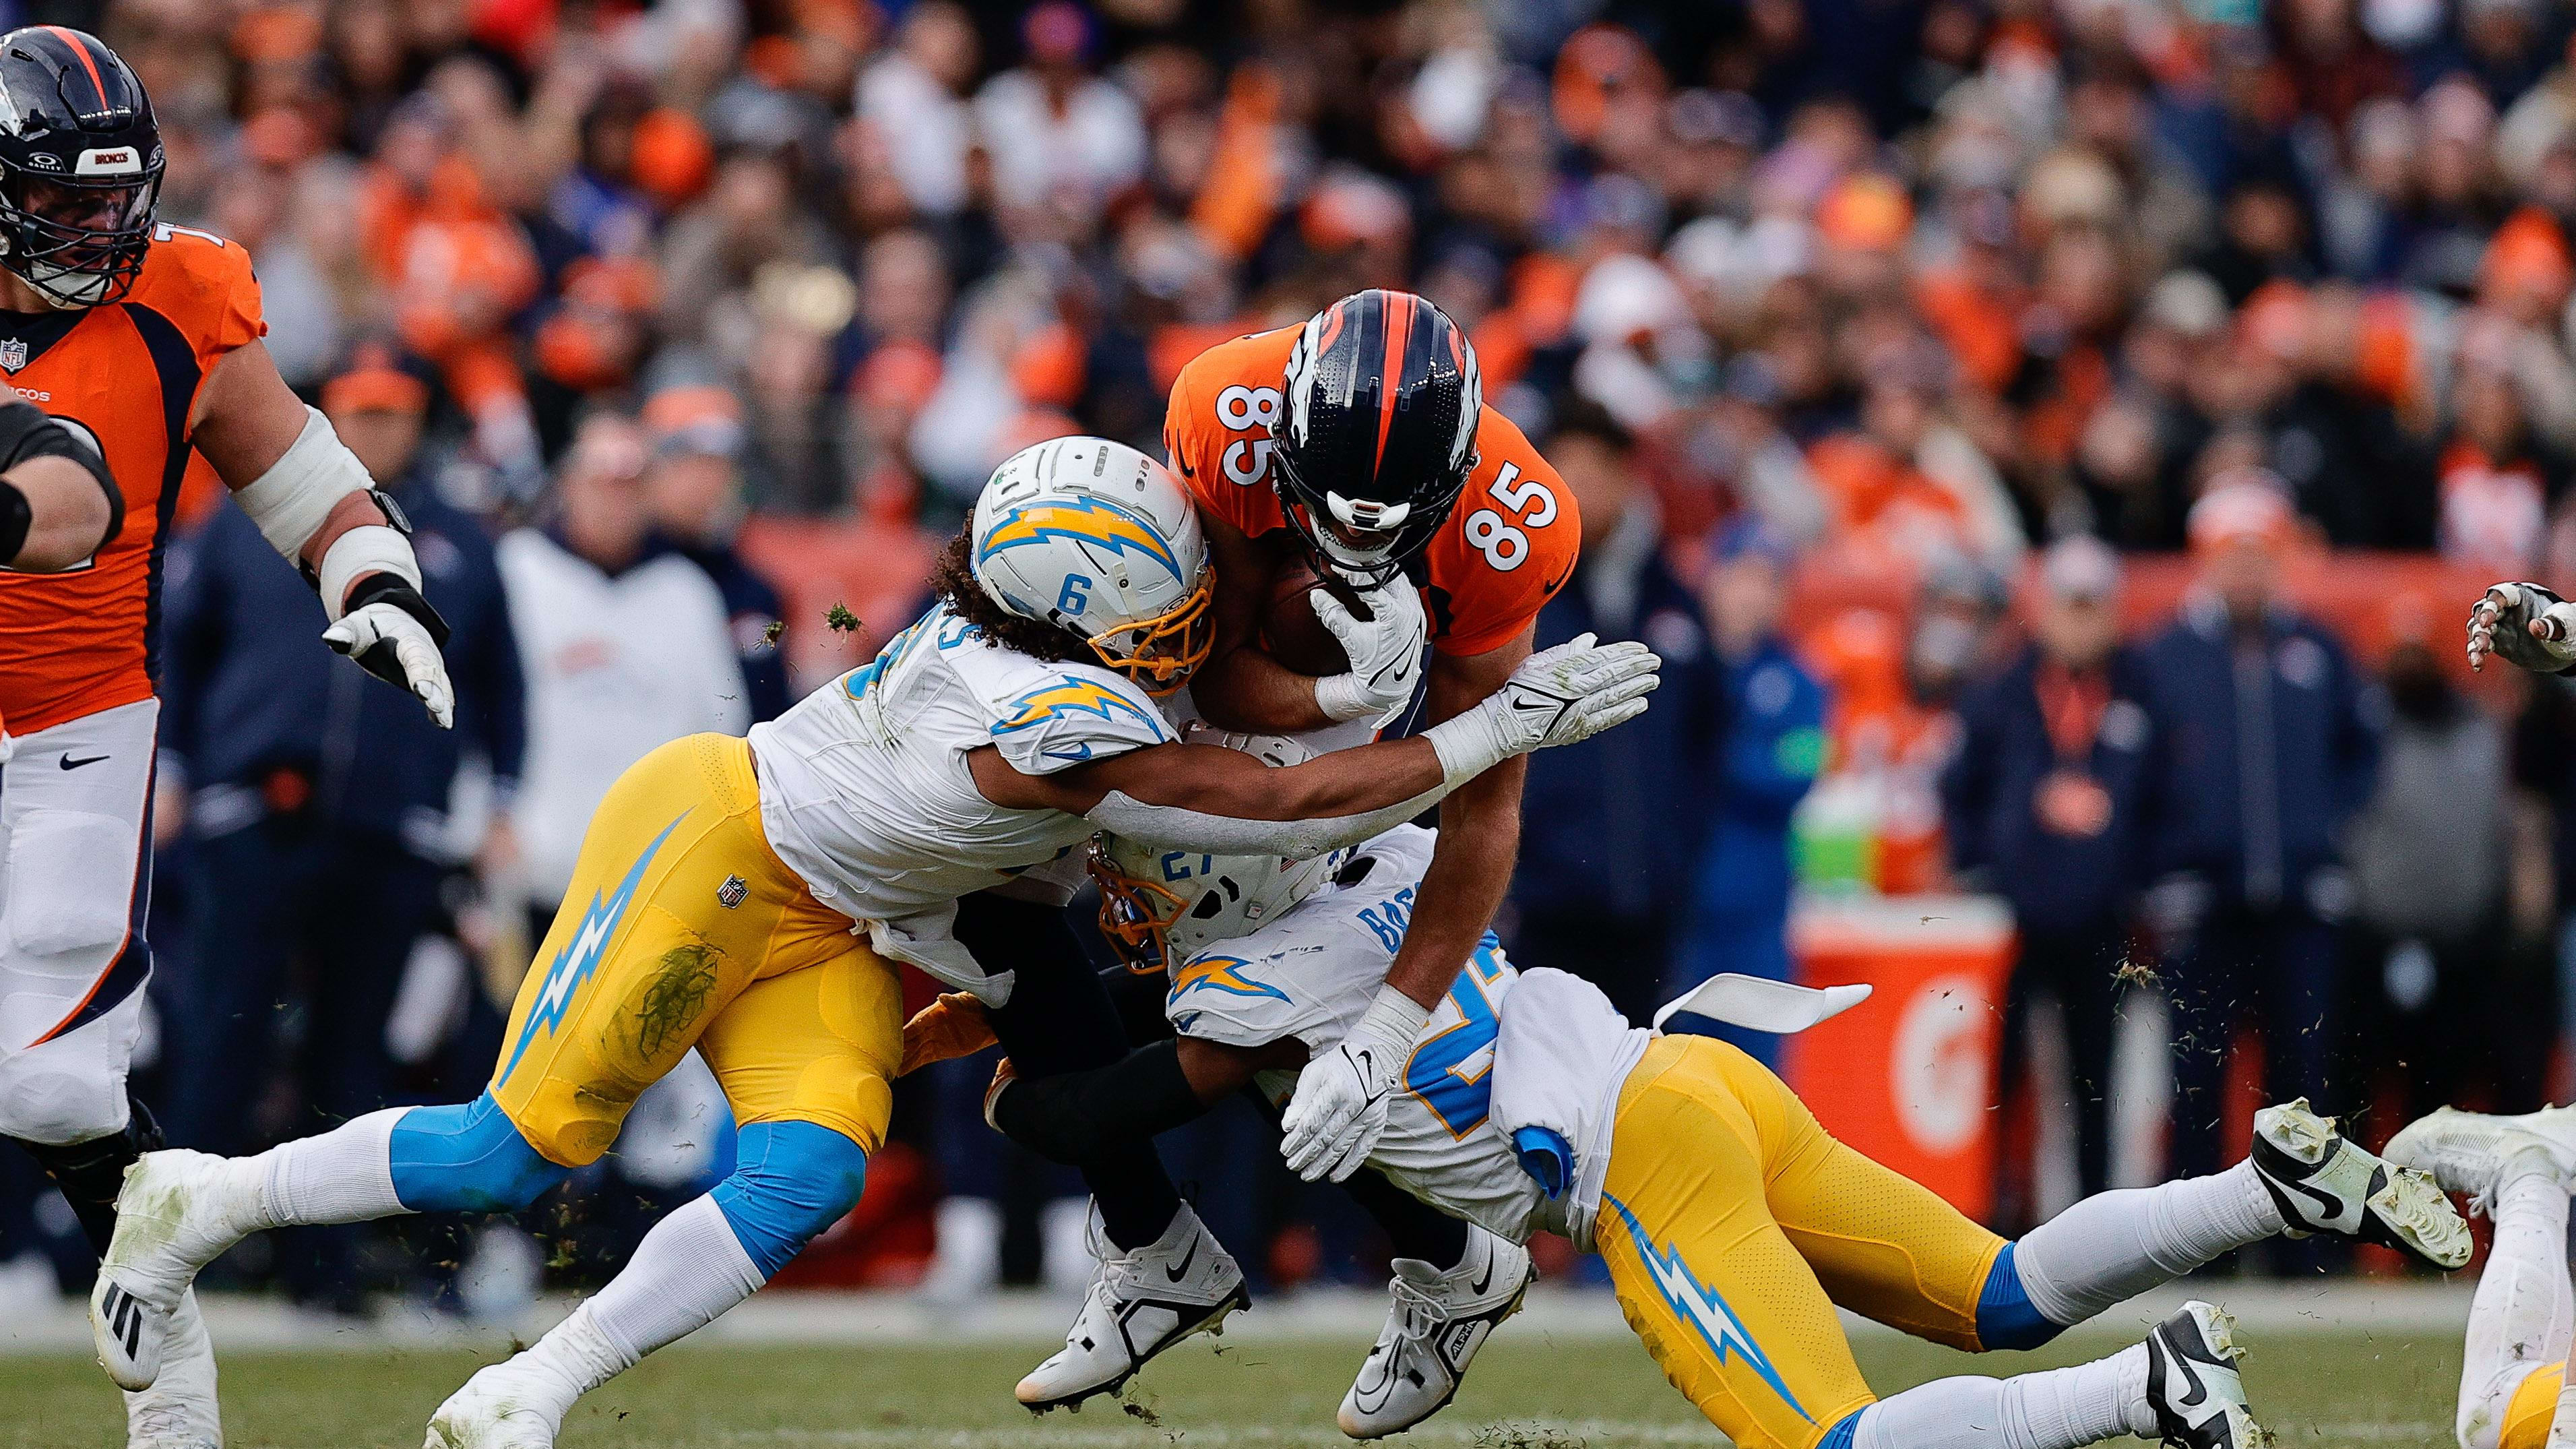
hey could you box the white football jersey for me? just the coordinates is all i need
[1161,824,1548,1245]
[749,600,1172,929]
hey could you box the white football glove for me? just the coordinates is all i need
[1311,578,1428,724]
[1280,983,1428,1182]
[1419,632,1662,785]
[2468,582,2576,675]
[323,599,455,728]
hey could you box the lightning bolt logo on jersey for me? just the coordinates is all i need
[991,677,1169,762]
[1170,954,1289,1005]
[499,812,688,1083]
[976,495,1187,584]
[1604,1195,1810,1421]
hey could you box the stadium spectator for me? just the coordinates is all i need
[497,412,749,938]
[2139,481,2383,1192]
[153,344,525,1307]
[639,384,792,722]
[1509,399,1722,1024]
[1943,537,2157,1214]
[1668,518,1825,1065]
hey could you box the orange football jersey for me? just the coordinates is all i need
[0,226,265,736]
[1164,326,1580,658]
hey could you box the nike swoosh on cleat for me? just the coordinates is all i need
[1164,1239,1200,1285]
[1470,1260,1496,1295]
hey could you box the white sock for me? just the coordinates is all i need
[2011,1163,2283,1326]
[2462,1163,2574,1449]
[2550,1374,2576,1449]
[252,1108,406,1229]
[505,1195,766,1421]
[1851,1345,2152,1449]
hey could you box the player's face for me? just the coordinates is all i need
[17,176,150,240]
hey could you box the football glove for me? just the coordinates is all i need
[2467,582,2576,675]
[323,574,455,728]
[1312,578,1427,724]
[1280,983,1429,1182]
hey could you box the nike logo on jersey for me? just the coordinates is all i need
[498,812,689,1083]
[58,753,107,770]
[1604,1196,1809,1421]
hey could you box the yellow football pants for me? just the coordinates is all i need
[1596,1035,2011,1449]
[491,734,902,1167]
[2501,1363,2562,1449]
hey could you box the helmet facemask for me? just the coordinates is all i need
[1081,565,1216,695]
[1269,438,1471,588]
[0,166,159,308]
[1091,843,1187,972]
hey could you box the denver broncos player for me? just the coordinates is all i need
[0,28,451,1449]
[925,770,2474,1449]
[89,437,1658,1449]
[1008,289,1577,1412]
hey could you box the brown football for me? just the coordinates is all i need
[1260,559,1355,677]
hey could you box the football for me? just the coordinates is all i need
[1260,559,1356,677]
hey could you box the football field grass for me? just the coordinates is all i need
[0,1326,2468,1448]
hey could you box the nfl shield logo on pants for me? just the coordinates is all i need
[1,338,29,373]
[716,875,748,909]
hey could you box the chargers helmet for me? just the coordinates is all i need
[1271,289,1481,586]
[970,436,1215,695]
[1092,725,1350,970]
[0,27,162,309]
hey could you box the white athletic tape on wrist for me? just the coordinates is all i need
[316,524,423,621]
[1314,671,1374,722]
[1422,706,1509,788]
[232,404,371,561]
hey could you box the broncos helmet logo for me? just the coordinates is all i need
[976,495,1185,584]
[991,678,1169,750]
[1604,1196,1811,1421]
[1168,954,1288,1004]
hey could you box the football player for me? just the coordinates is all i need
[910,784,2474,1448]
[1015,287,1585,1412]
[90,437,1660,1449]
[2383,1105,2576,1449]
[0,28,453,1449]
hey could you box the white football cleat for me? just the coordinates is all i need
[2248,1099,2472,1270]
[423,1358,579,1449]
[2145,1301,2269,1448]
[1338,1226,1533,1439]
[2385,1106,2576,1214]
[1015,1202,1248,1411]
[123,1289,221,1449]
[92,1150,264,1390]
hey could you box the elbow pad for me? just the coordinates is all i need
[1085,783,1449,861]
[0,400,119,553]
[232,405,369,564]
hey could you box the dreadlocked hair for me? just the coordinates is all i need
[930,528,1090,665]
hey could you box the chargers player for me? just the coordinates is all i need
[1016,287,1585,1413]
[0,28,452,1449]
[914,754,2474,1447]
[88,437,1660,1449]
[2382,1105,2576,1449]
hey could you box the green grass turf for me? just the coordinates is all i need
[0,1327,2468,1448]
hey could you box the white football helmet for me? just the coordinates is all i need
[971,436,1214,695]
[1094,724,1349,970]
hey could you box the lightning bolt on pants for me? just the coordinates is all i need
[1598,1035,2013,1449]
[490,733,903,1169]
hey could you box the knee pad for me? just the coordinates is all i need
[1973,1243,2065,1352]
[710,1121,869,1278]
[387,1094,570,1214]
[0,1053,132,1146]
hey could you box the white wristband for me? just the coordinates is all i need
[1420,704,1510,788]
[1314,672,1373,723]
[1354,981,1433,1056]
[316,524,422,621]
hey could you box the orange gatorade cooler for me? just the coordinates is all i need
[1782,896,2016,1220]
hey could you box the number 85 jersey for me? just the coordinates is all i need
[1163,327,1580,658]
[1162,824,1546,1244]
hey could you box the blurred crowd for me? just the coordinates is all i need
[11,0,2576,1307]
